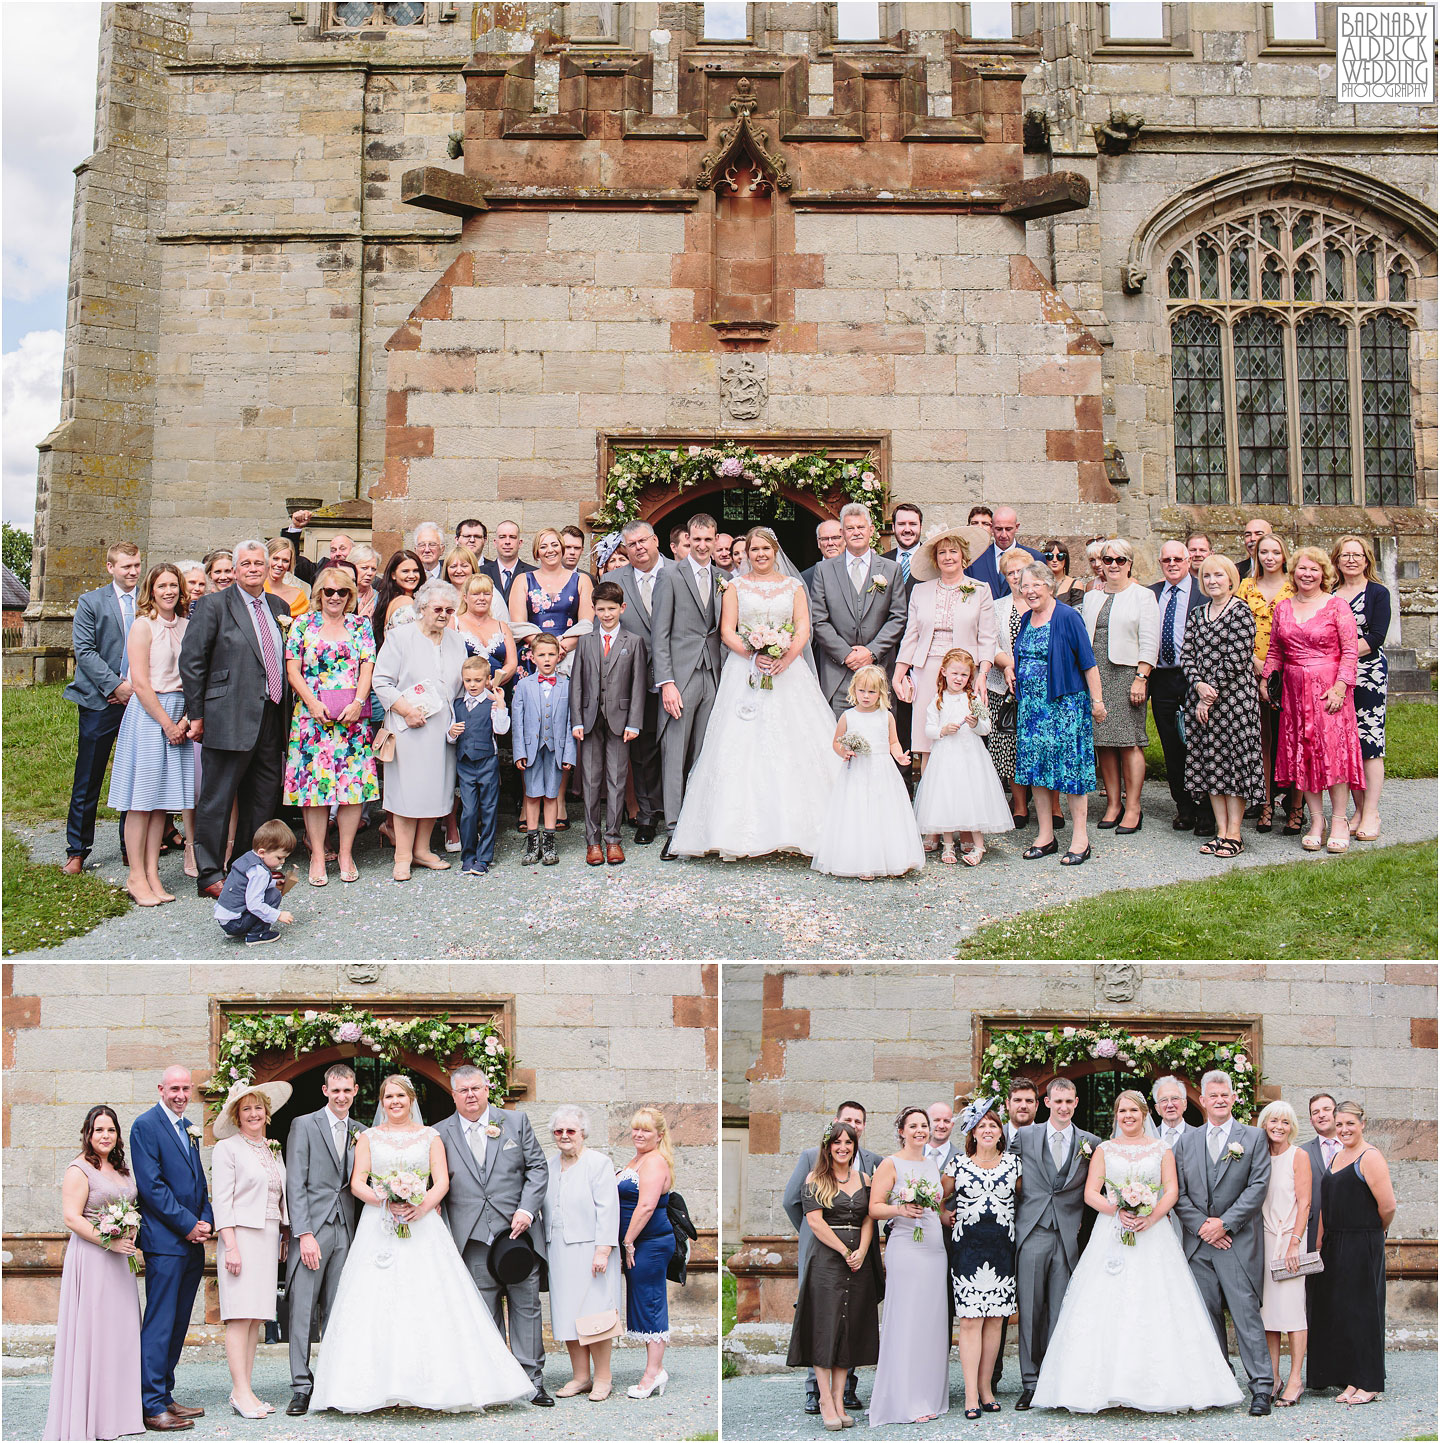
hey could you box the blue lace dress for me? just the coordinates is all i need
[1013,620,1097,796]
[617,1168,674,1341]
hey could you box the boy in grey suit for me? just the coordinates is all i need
[284,1065,361,1415]
[1012,1079,1100,1409]
[437,1066,552,1404]
[1174,1070,1274,1414]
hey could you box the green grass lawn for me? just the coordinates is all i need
[3,682,116,825]
[722,1269,737,1336]
[959,839,1437,961]
[2,827,130,956]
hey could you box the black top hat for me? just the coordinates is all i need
[487,1228,538,1286]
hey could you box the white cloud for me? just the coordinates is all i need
[2,330,64,527]
[1,2,102,302]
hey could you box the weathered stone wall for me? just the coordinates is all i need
[2,962,718,1336]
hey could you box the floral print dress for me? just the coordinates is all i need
[283,612,380,807]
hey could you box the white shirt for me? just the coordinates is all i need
[599,626,621,653]
[1158,574,1193,662]
[1160,1120,1187,1149]
[113,581,137,619]
[465,1109,492,1168]
[1046,1122,1072,1170]
[846,550,871,591]
[238,585,284,667]
[924,1142,950,1163]
[634,558,663,614]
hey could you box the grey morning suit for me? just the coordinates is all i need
[284,1108,359,1396]
[437,1109,549,1388]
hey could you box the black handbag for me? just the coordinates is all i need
[989,688,1018,736]
[1266,671,1283,708]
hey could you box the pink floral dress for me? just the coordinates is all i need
[283,612,380,806]
[1261,595,1364,792]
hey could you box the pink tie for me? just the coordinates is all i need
[603,633,612,657]
[251,596,282,704]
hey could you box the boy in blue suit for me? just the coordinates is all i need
[130,1065,213,1430]
[512,634,575,866]
[447,655,511,875]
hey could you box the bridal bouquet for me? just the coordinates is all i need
[373,1170,428,1239]
[1106,1177,1157,1246]
[96,1198,142,1274]
[888,1176,942,1242]
[738,620,794,690]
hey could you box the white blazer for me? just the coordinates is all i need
[1081,583,1160,668]
[211,1135,288,1232]
[544,1147,620,1248]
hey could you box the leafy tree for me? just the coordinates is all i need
[2,523,34,584]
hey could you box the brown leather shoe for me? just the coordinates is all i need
[586,844,604,866]
[143,1412,194,1431]
[198,881,223,900]
[62,855,85,875]
[167,1403,204,1418]
[606,842,625,865]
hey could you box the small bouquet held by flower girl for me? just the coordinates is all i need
[889,1175,943,1242]
[738,620,794,690]
[1107,1176,1157,1246]
[837,731,871,760]
[373,1170,428,1238]
[96,1197,142,1273]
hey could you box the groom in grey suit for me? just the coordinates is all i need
[808,504,908,717]
[1173,1069,1273,1415]
[651,512,724,858]
[437,1066,552,1404]
[284,1064,361,1415]
[1013,1078,1100,1409]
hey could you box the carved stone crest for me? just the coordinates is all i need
[344,964,382,985]
[720,355,767,420]
[1097,964,1140,1003]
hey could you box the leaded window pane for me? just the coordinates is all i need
[1356,249,1377,301]
[1360,313,1417,506]
[1260,215,1281,249]
[1168,254,1190,299]
[1233,312,1289,505]
[335,1,373,23]
[1229,247,1250,299]
[1197,243,1220,299]
[1325,246,1345,300]
[1261,257,1284,300]
[1296,314,1353,504]
[1291,214,1312,247]
[1293,262,1314,303]
[1171,313,1228,505]
[1388,263,1409,302]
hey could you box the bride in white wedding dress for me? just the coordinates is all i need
[670,527,842,859]
[1030,1090,1243,1414]
[309,1076,534,1414]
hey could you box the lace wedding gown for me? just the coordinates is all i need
[670,574,843,858]
[1030,1138,1243,1414]
[309,1127,534,1413]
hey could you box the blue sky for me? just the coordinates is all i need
[2,1,101,528]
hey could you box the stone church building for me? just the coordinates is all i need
[722,962,1437,1366]
[2,962,718,1343]
[21,2,1438,665]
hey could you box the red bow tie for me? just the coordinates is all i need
[538,675,558,686]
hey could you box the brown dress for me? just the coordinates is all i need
[786,1179,882,1370]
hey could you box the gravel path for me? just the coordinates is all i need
[13,780,1436,959]
[2,1346,717,1441]
[720,1354,1438,1441]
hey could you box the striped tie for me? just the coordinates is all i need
[900,551,911,585]
[251,596,283,704]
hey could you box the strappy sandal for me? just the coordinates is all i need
[940,844,958,865]
[962,846,984,867]
[1199,836,1223,856]
[1256,802,1273,833]
[1212,838,1243,858]
[1301,834,1324,851]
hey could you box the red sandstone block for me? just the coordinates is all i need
[3,998,40,1029]
[747,1036,786,1082]
[387,320,422,352]
[673,994,718,1030]
[1075,394,1103,432]
[702,964,718,997]
[386,390,407,427]
[413,284,452,322]
[1020,357,1102,397]
[1046,429,1104,463]
[668,322,720,352]
[749,1113,781,1155]
[1010,254,1047,291]
[762,974,785,1009]
[1077,460,1115,503]
[1413,1017,1438,1049]
[370,458,410,500]
[671,253,710,290]
[388,425,434,459]
[777,253,825,289]
[1067,331,1105,356]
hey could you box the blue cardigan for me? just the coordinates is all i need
[1018,601,1097,702]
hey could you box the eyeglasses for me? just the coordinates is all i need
[552,1128,579,1136]
[1101,555,1127,565]
[320,587,350,598]
[430,606,457,615]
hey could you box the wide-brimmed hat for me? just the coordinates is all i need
[910,523,991,582]
[212,1078,293,1139]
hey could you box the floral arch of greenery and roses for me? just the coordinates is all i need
[973,1023,1263,1121]
[204,1006,511,1110]
[591,442,886,534]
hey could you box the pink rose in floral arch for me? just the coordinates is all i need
[718,456,745,478]
[337,1021,362,1043]
[1092,1038,1119,1059]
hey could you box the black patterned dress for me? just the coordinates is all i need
[1180,597,1265,803]
[1343,581,1390,761]
[945,1152,1020,1319]
[984,603,1026,783]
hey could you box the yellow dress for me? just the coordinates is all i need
[1237,576,1294,664]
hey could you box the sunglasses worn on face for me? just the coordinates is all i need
[1101,556,1127,565]
[1045,550,1068,560]
[553,1128,578,1136]
[320,587,350,598]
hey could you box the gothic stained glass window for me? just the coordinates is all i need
[1261,256,1284,300]
[1388,263,1409,302]
[1360,313,1417,507]
[335,1,372,22]
[1233,312,1289,505]
[1325,246,1346,300]
[1171,312,1228,504]
[1356,248,1377,302]
[1293,261,1314,303]
[1197,242,1220,299]
[1168,254,1190,299]
[1296,314,1353,504]
[1230,248,1250,299]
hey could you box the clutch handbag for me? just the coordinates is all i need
[1268,1250,1323,1280]
[371,727,397,763]
[575,1308,623,1345]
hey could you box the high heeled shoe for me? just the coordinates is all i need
[627,1369,668,1399]
[230,1395,268,1419]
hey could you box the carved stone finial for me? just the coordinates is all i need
[731,76,757,116]
[344,964,382,985]
[696,83,792,192]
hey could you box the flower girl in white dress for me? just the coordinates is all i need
[912,649,1015,865]
[811,666,925,880]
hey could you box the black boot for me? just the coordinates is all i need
[521,830,541,866]
[541,829,559,866]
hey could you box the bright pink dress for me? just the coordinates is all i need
[1261,596,1363,792]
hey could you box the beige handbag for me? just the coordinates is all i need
[371,726,397,763]
[575,1308,623,1346]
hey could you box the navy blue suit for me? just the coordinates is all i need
[451,693,508,869]
[1149,577,1214,824]
[130,1103,213,1417]
[966,541,1045,599]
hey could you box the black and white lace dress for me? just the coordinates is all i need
[945,1151,1020,1318]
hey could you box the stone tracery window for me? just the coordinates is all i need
[1166,202,1420,506]
[331,1,426,25]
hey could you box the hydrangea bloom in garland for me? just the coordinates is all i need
[973,1023,1263,1121]
[206,1006,510,1112]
